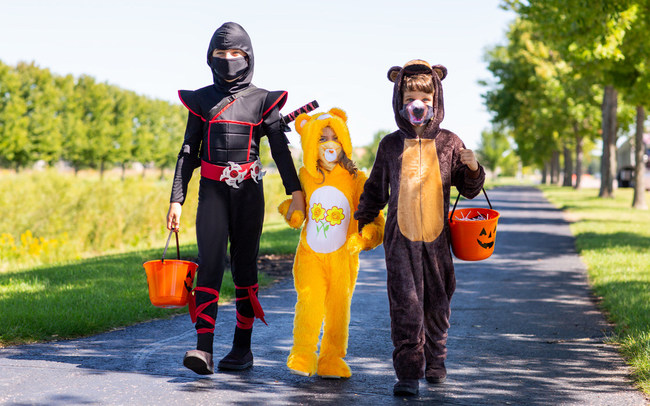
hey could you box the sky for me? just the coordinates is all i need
[0,0,515,149]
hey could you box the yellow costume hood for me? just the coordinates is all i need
[294,107,353,179]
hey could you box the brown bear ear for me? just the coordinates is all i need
[387,66,402,83]
[432,65,448,81]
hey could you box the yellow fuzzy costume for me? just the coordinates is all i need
[278,107,384,378]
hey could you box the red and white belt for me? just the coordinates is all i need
[201,160,265,188]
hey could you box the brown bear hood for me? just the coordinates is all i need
[387,60,447,139]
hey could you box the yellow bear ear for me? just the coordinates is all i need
[294,113,310,136]
[328,108,347,123]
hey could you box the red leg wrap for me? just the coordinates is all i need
[236,312,255,329]
[235,284,267,326]
[189,287,219,334]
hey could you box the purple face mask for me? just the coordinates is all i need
[400,99,433,125]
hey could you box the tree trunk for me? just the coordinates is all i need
[632,105,647,209]
[541,162,548,185]
[563,141,573,187]
[551,150,561,184]
[121,163,127,181]
[599,85,617,198]
[574,128,584,190]
[100,160,105,180]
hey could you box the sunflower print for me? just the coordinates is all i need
[325,206,345,226]
[311,203,326,222]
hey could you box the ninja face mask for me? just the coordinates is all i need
[400,99,434,126]
[211,56,248,82]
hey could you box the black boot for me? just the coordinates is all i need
[217,327,253,370]
[393,379,419,396]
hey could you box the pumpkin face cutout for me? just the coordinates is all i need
[477,225,497,250]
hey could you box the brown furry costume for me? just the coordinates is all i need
[354,60,485,382]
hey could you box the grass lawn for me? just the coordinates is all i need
[0,221,300,347]
[541,186,650,394]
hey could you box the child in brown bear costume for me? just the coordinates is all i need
[354,59,485,396]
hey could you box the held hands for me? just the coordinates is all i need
[347,213,385,255]
[287,190,306,219]
[167,202,182,231]
[278,191,306,229]
[459,148,479,172]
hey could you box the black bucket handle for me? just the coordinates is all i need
[161,230,180,263]
[450,187,493,222]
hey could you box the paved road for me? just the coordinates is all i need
[1,186,647,405]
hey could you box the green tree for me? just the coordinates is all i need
[88,81,116,178]
[110,88,136,179]
[15,62,64,166]
[0,62,30,171]
[476,127,517,179]
[63,75,96,174]
[355,130,388,170]
[483,17,604,187]
[151,101,185,179]
[503,0,649,199]
[132,95,157,177]
[482,19,564,175]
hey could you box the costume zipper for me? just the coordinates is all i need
[418,137,423,241]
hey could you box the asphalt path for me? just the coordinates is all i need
[1,186,647,405]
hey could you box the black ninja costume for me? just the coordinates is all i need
[170,22,301,371]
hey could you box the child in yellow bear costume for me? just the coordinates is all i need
[278,107,385,378]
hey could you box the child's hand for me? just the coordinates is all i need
[287,190,306,220]
[278,198,305,229]
[167,202,182,231]
[347,233,365,255]
[459,148,479,172]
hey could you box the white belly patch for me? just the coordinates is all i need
[305,186,350,253]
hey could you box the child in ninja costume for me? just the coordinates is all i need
[278,108,384,379]
[166,22,305,375]
[354,59,485,396]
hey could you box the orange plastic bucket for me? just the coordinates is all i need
[143,231,198,308]
[448,188,500,261]
[143,259,197,308]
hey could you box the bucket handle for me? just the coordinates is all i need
[450,187,493,222]
[161,230,181,263]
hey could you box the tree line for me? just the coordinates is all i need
[0,60,186,178]
[482,0,649,209]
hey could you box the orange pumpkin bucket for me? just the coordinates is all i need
[143,230,197,308]
[448,188,500,261]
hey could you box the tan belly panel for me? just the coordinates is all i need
[397,138,444,242]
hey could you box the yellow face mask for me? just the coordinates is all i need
[318,140,342,172]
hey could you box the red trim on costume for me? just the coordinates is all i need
[247,125,253,161]
[234,284,267,326]
[207,122,211,161]
[200,160,256,182]
[209,118,263,125]
[212,99,237,121]
[262,91,288,117]
[178,90,205,121]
